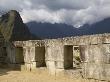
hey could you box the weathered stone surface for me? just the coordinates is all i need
[7,43,16,63]
[1,32,110,81]
[83,63,110,81]
[55,61,64,69]
[45,45,64,61]
[46,61,56,74]
[8,33,110,81]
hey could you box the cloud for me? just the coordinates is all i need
[0,0,110,27]
[21,9,62,24]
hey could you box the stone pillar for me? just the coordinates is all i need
[30,47,36,70]
[22,46,36,71]
[45,45,64,74]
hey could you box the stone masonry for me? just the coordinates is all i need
[1,33,110,81]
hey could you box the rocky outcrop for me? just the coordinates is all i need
[0,10,40,41]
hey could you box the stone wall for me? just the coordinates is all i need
[10,33,110,81]
[0,32,7,64]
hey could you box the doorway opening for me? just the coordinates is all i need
[64,45,73,69]
[35,46,46,67]
[15,47,24,64]
[0,47,7,64]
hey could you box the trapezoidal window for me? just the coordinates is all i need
[64,45,73,69]
[35,46,46,67]
[73,46,81,66]
[73,46,85,68]
[15,47,24,64]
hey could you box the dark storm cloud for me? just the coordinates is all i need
[31,0,91,10]
[0,0,110,27]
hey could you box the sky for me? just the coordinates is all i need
[0,0,110,27]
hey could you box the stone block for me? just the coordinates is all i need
[102,35,110,44]
[90,36,98,45]
[31,62,36,70]
[45,46,64,61]
[56,61,64,69]
[102,44,110,64]
[22,63,31,71]
[83,63,110,81]
[79,36,89,45]
[46,61,56,75]
[85,45,104,63]
[104,64,110,81]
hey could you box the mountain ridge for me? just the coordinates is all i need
[27,18,110,39]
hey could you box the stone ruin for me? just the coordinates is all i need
[0,32,110,81]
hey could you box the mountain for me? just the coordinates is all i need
[78,18,110,35]
[1,10,109,41]
[0,10,40,41]
[27,18,110,39]
[27,22,78,39]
